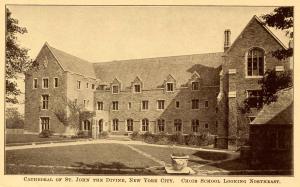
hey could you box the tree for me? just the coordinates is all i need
[54,97,95,133]
[6,8,37,104]
[5,107,24,129]
[262,7,293,60]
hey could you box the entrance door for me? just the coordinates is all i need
[41,117,50,131]
[99,119,103,133]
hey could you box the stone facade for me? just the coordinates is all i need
[24,16,291,149]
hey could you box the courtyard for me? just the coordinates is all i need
[5,135,292,175]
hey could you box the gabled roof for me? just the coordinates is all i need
[225,15,288,54]
[93,52,223,90]
[44,43,96,79]
[251,87,293,125]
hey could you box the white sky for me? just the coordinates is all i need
[6,5,290,113]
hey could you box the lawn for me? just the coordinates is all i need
[5,143,158,174]
[5,134,67,144]
[131,145,231,166]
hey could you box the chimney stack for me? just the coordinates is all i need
[224,29,231,51]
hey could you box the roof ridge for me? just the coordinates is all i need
[92,52,224,65]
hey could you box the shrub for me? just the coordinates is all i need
[186,134,199,146]
[170,133,185,145]
[130,131,142,140]
[39,129,52,138]
[155,132,170,145]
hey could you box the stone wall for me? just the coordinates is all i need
[24,44,67,134]
[94,85,219,135]
[223,18,290,147]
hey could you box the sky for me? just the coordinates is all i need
[6,5,289,113]
[8,5,289,62]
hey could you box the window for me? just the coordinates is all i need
[128,102,131,109]
[192,99,199,109]
[157,100,165,110]
[174,119,182,132]
[127,119,133,132]
[112,119,119,131]
[40,117,50,131]
[216,121,218,128]
[33,78,38,89]
[112,85,119,94]
[83,99,89,108]
[97,101,103,110]
[112,101,119,111]
[141,100,149,110]
[98,119,103,132]
[77,81,81,89]
[247,90,263,108]
[42,78,49,89]
[83,120,91,131]
[86,83,89,88]
[141,119,149,132]
[192,119,200,133]
[192,82,199,90]
[175,101,180,108]
[204,123,209,129]
[42,95,49,109]
[166,83,174,92]
[216,107,218,113]
[157,119,165,132]
[134,84,141,93]
[92,84,95,89]
[54,78,58,88]
[205,100,209,108]
[247,48,264,77]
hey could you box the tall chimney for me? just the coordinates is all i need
[224,29,231,51]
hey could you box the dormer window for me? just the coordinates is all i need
[246,48,265,77]
[112,85,119,94]
[166,82,174,92]
[191,81,199,90]
[134,84,141,93]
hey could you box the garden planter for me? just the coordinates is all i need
[170,154,189,171]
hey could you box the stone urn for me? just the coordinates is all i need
[171,154,189,171]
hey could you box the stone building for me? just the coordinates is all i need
[24,15,291,148]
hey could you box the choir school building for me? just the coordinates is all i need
[24,16,291,148]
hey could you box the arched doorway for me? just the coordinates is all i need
[98,119,103,133]
[83,120,91,131]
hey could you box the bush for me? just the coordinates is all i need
[155,132,170,145]
[170,133,185,145]
[39,129,52,138]
[98,131,109,139]
[130,131,142,140]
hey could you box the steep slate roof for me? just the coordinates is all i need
[46,43,96,78]
[93,53,223,90]
[251,87,293,125]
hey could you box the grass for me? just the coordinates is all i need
[131,144,231,166]
[5,143,157,174]
[5,134,67,144]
